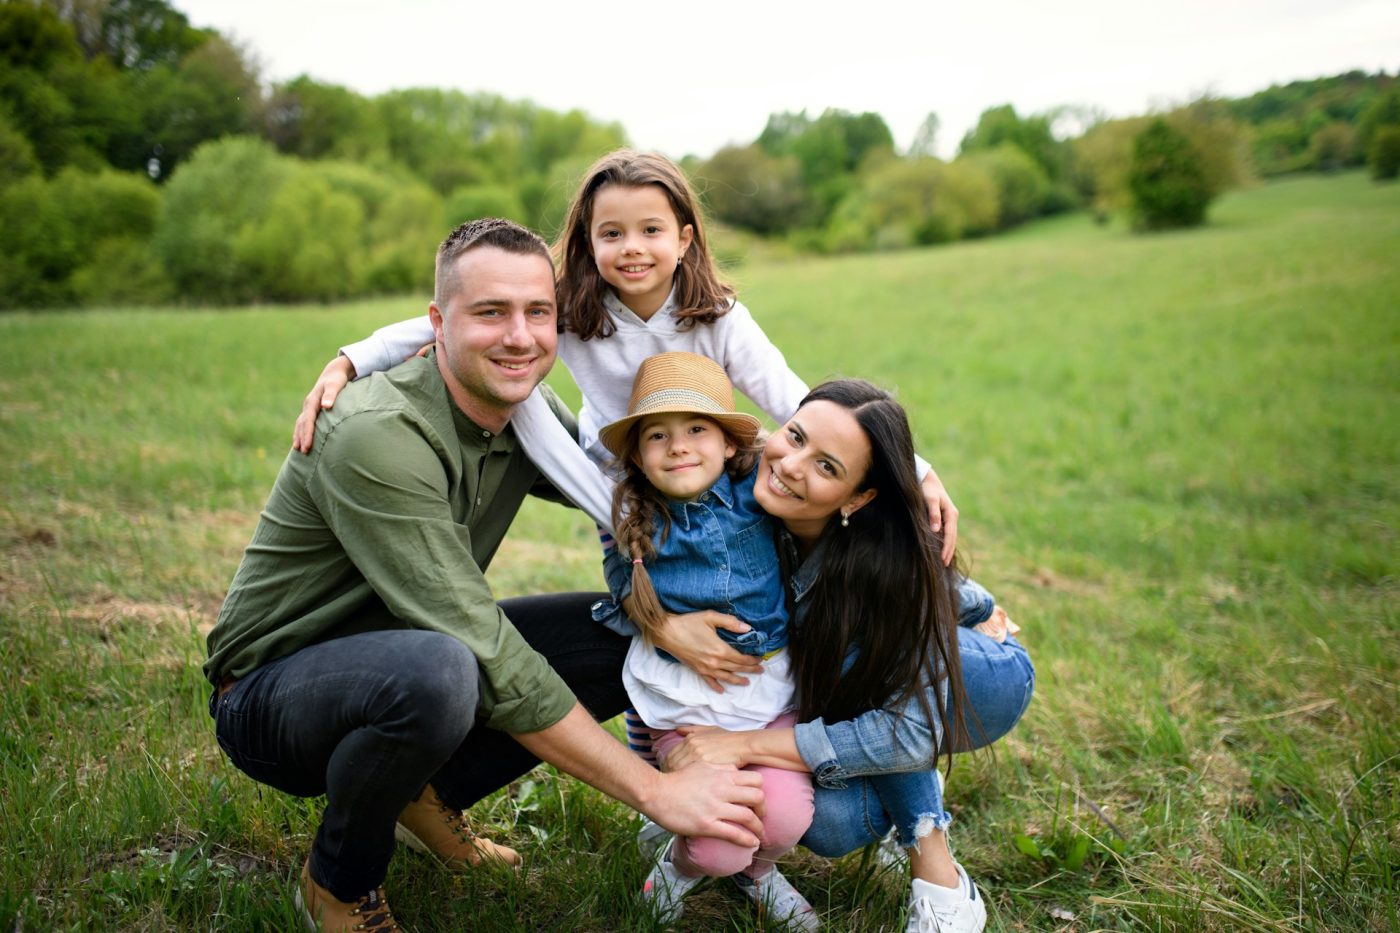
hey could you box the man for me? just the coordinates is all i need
[205,219,763,931]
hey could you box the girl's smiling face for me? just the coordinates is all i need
[755,400,877,543]
[589,183,693,319]
[634,413,735,502]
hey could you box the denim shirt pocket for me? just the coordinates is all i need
[731,519,778,580]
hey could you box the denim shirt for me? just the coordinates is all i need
[594,467,787,660]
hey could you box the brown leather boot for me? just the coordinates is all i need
[295,859,401,932]
[394,784,522,869]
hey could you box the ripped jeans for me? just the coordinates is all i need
[796,618,1035,856]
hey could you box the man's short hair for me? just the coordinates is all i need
[434,218,553,307]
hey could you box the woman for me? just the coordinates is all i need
[632,380,1035,932]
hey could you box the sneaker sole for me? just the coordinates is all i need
[394,821,430,856]
[292,886,317,932]
[636,819,673,863]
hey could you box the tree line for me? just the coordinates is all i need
[2,0,1397,309]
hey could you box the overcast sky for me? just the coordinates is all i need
[177,0,1398,160]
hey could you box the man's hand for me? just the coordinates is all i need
[651,610,764,692]
[513,703,764,848]
[920,470,959,565]
[293,355,356,454]
[647,763,765,845]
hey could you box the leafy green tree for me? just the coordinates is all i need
[0,173,77,306]
[1251,117,1310,174]
[0,1,90,171]
[1308,122,1355,172]
[1358,90,1400,171]
[960,144,1051,227]
[445,183,528,228]
[1128,119,1212,230]
[264,75,388,162]
[96,0,204,71]
[907,112,941,158]
[1368,126,1400,180]
[757,108,894,224]
[1072,116,1149,219]
[825,156,998,251]
[959,104,1068,184]
[233,170,364,302]
[127,32,261,179]
[0,108,39,182]
[1168,98,1249,198]
[697,144,810,235]
[0,165,162,307]
[155,136,293,303]
[70,235,172,305]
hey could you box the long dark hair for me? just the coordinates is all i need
[787,380,970,774]
[555,149,735,340]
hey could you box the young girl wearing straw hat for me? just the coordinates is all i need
[596,351,818,931]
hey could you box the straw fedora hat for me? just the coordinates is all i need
[598,352,761,459]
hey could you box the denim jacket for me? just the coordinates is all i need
[593,467,787,660]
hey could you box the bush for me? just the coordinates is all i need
[1128,119,1213,230]
[232,170,364,302]
[697,145,811,236]
[155,136,293,304]
[318,160,441,295]
[1308,123,1355,172]
[0,166,162,308]
[445,183,528,228]
[824,157,1000,251]
[961,144,1052,227]
[0,111,39,184]
[1369,126,1400,180]
[1073,116,1151,218]
[70,237,173,306]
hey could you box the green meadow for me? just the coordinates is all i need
[1,171,1396,930]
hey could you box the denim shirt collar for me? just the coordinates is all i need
[603,284,680,326]
[666,469,737,530]
[780,527,825,605]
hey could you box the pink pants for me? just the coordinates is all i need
[650,713,815,879]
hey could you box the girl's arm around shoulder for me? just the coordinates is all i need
[293,314,437,454]
[340,314,437,378]
[711,300,811,425]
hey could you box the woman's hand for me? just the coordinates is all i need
[663,726,752,771]
[292,355,356,454]
[650,610,764,693]
[920,469,959,565]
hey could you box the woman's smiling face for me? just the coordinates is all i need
[754,399,877,543]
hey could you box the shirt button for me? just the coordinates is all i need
[482,430,490,437]
[476,498,482,505]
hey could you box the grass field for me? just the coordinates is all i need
[1,171,1397,931]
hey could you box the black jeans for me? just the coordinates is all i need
[209,592,626,900]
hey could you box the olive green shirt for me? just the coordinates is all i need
[205,352,577,734]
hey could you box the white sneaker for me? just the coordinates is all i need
[734,868,820,931]
[637,816,672,864]
[906,864,986,933]
[642,841,703,925]
[876,769,947,869]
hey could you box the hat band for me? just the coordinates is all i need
[631,387,731,416]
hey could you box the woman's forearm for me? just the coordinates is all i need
[671,726,811,773]
[739,727,810,772]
